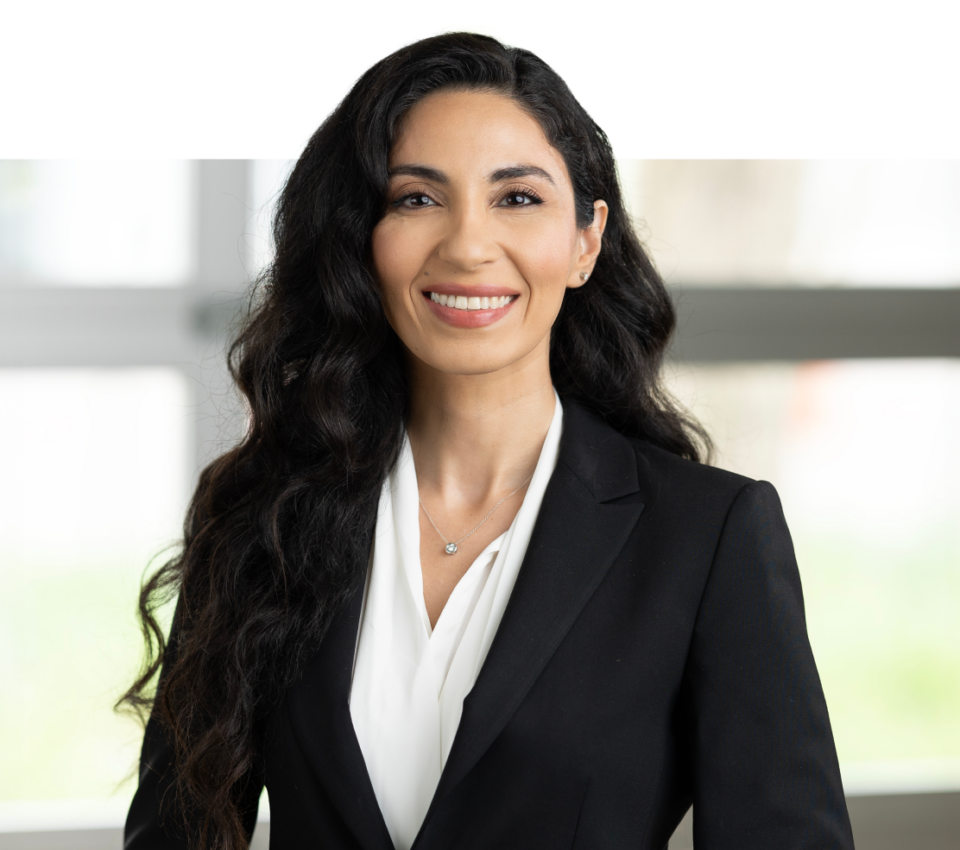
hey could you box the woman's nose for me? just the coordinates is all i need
[435,206,500,271]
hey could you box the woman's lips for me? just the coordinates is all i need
[422,289,517,328]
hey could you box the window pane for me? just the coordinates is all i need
[0,369,190,807]
[246,159,295,278]
[621,161,960,287]
[0,161,196,287]
[666,359,960,792]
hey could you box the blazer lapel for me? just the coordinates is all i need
[285,580,395,850]
[425,402,647,817]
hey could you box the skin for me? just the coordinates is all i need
[372,88,608,628]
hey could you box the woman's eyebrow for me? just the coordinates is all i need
[387,164,556,186]
[489,165,556,186]
[388,164,448,183]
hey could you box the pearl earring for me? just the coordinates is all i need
[580,271,589,282]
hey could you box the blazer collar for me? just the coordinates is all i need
[285,400,647,850]
[285,581,396,850]
[422,400,647,827]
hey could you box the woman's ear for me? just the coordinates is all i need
[569,200,609,288]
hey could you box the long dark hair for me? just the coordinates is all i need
[121,32,709,849]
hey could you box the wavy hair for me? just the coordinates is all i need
[120,31,709,849]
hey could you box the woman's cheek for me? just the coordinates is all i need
[371,228,412,336]
[510,227,578,306]
[372,221,406,285]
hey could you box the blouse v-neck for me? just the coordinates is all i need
[349,390,563,850]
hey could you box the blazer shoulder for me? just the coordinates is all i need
[625,435,756,508]
[558,400,758,515]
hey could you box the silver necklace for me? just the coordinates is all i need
[419,475,532,555]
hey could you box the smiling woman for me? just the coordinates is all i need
[375,90,604,347]
[122,33,854,850]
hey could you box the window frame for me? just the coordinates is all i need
[1,159,957,846]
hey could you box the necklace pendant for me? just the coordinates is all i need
[444,542,458,555]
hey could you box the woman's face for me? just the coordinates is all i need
[372,88,607,379]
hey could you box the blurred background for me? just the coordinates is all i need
[0,159,958,848]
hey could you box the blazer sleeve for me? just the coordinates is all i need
[124,605,264,849]
[686,480,855,849]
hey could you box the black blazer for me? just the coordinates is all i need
[126,401,855,849]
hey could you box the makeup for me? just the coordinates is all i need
[421,283,519,329]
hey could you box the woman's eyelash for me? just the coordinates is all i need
[389,185,544,208]
[501,186,544,205]
[390,190,436,208]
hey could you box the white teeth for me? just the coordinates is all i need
[429,293,515,310]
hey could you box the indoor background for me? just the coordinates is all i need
[0,159,958,848]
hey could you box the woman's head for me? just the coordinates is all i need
[123,33,708,850]
[374,86,607,380]
[267,31,698,447]
[283,31,622,385]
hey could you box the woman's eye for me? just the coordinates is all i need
[501,192,541,207]
[398,193,435,208]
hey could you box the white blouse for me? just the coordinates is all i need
[349,391,564,850]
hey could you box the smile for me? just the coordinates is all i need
[422,289,518,328]
[428,292,517,311]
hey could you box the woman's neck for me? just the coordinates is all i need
[405,347,556,507]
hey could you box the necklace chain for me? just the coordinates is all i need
[419,475,532,555]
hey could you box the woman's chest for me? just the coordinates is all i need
[418,501,519,629]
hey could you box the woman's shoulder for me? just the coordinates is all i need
[606,428,805,639]
[628,434,754,494]
[561,399,772,519]
[623,433,793,552]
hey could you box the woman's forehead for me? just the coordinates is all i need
[389,89,569,185]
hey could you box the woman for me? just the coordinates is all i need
[123,32,854,850]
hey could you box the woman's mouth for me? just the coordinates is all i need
[422,289,518,328]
